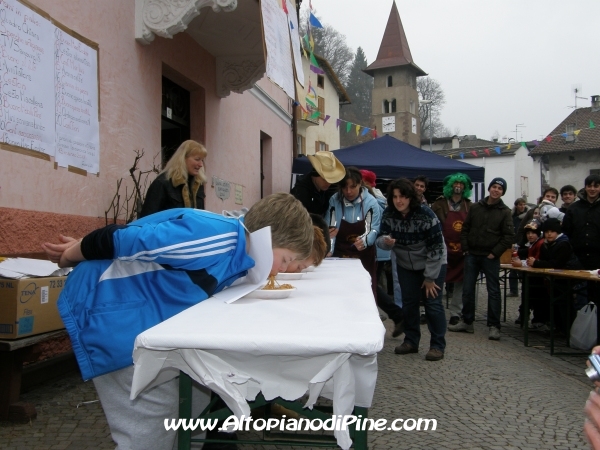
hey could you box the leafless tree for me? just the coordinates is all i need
[105,149,160,225]
[417,77,451,138]
[299,9,354,85]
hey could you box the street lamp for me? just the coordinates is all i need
[420,99,433,151]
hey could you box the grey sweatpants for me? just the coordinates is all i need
[93,366,210,450]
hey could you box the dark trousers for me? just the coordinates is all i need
[462,254,502,328]
[397,264,447,351]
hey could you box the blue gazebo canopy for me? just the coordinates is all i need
[292,135,485,182]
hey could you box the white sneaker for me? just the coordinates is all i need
[448,320,474,333]
[489,326,501,340]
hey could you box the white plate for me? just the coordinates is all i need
[301,265,315,273]
[276,272,304,280]
[243,287,296,300]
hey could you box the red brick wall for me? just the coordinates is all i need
[0,208,108,255]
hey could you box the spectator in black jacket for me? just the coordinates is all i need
[562,174,600,303]
[448,177,514,341]
[527,218,581,332]
[528,219,580,270]
[140,140,207,218]
[291,151,345,216]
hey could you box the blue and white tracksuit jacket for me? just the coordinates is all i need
[58,209,254,380]
[327,187,381,250]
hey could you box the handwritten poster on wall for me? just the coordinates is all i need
[0,0,100,174]
[0,0,55,155]
[261,0,295,99]
[54,27,99,173]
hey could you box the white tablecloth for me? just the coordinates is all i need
[131,259,385,449]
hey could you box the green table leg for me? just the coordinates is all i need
[352,406,368,450]
[178,373,192,450]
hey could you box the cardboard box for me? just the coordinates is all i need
[0,276,67,339]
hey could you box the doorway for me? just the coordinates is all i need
[161,76,190,167]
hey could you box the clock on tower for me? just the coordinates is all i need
[382,116,395,133]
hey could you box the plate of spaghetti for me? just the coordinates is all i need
[244,275,296,299]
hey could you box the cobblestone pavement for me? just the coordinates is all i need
[0,289,594,450]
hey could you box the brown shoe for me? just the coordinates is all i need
[394,342,418,355]
[425,348,444,361]
[392,320,404,338]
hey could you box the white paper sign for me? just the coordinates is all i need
[0,0,56,155]
[54,27,99,173]
[261,0,295,98]
[286,0,303,88]
[212,226,273,304]
[215,178,230,200]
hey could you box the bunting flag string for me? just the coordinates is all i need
[441,121,598,159]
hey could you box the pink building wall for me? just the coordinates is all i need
[0,0,293,254]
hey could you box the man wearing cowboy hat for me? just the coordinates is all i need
[291,151,346,216]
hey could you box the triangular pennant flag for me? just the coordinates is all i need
[470,151,478,157]
[484,148,490,156]
[460,153,464,159]
[309,12,323,28]
[355,125,360,136]
[520,142,526,148]
[561,133,568,138]
[533,140,539,146]
[305,98,316,108]
[336,119,341,128]
[310,65,325,75]
[303,34,310,48]
[289,20,294,30]
[574,129,581,136]
[323,115,330,124]
[507,143,511,150]
[302,111,308,119]
[361,127,369,136]
[590,120,596,129]
[309,110,320,120]
[545,136,552,142]
[494,146,501,154]
[346,122,352,133]
[372,129,377,138]
[309,52,319,68]
[302,47,308,58]
[309,32,315,52]
[282,0,288,14]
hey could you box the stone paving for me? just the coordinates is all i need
[0,290,594,450]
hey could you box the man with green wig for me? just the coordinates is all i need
[431,173,473,325]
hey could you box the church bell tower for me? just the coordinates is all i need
[363,1,426,147]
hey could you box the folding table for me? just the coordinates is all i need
[130,259,386,449]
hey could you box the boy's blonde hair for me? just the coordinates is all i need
[245,193,313,259]
[163,140,208,184]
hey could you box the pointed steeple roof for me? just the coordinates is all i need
[363,1,426,77]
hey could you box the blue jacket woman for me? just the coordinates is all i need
[328,167,381,296]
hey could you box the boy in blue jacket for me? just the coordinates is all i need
[43,192,313,450]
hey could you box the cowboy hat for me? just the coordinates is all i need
[307,151,345,184]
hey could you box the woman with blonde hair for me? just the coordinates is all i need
[140,140,207,217]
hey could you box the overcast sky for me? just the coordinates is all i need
[301,0,600,142]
